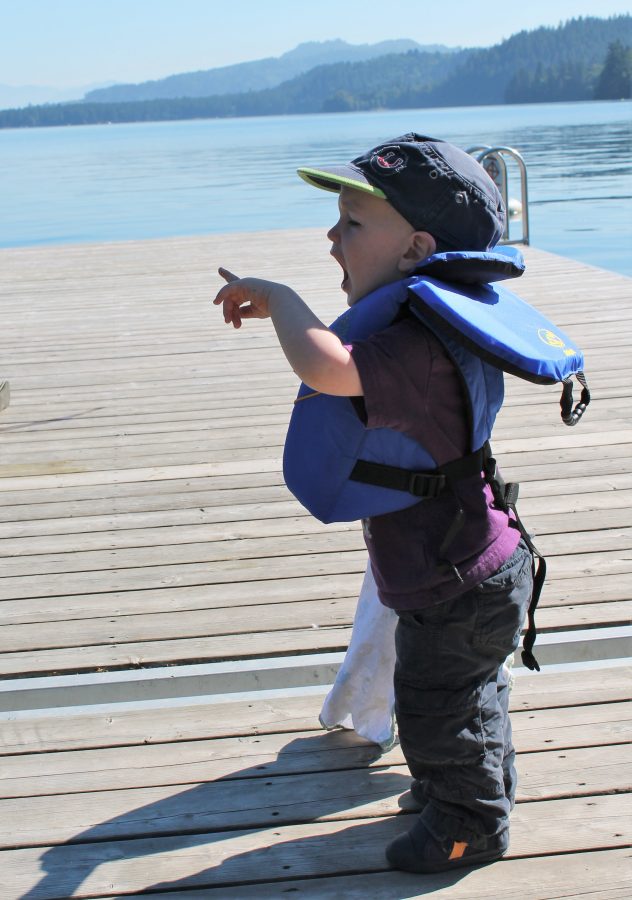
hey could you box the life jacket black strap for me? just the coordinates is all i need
[350,449,489,587]
[483,450,544,672]
[349,446,488,499]
[351,443,546,671]
[560,371,590,426]
[350,459,446,498]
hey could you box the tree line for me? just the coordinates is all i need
[1,17,630,129]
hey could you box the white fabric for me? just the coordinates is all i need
[319,561,516,752]
[319,562,398,750]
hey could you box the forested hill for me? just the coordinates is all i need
[2,16,630,129]
[438,16,632,105]
[83,39,446,102]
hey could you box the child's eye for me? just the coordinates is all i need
[347,217,361,227]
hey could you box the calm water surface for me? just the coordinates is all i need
[1,101,630,275]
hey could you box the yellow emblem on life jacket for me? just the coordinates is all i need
[538,328,566,349]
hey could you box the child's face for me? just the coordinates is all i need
[327,187,418,306]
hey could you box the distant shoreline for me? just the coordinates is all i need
[2,16,630,130]
[1,95,628,132]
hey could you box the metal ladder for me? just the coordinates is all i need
[467,145,529,245]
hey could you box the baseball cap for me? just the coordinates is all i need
[297,133,505,252]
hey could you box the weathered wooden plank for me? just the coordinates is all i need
[6,383,620,434]
[1,451,627,495]
[2,307,624,356]
[3,506,631,563]
[0,680,629,755]
[0,626,355,677]
[1,743,629,849]
[1,439,629,483]
[1,389,623,426]
[0,541,629,609]
[535,599,632,630]
[510,667,632,709]
[0,526,364,578]
[0,399,625,452]
[0,353,593,388]
[0,375,623,431]
[1,426,287,462]
[0,398,624,451]
[100,849,632,900]
[1,525,629,583]
[0,575,629,671]
[1,568,624,634]
[0,459,287,493]
[0,514,341,559]
[0,500,307,543]
[2,587,629,653]
[1,707,628,799]
[0,727,381,798]
[0,384,280,408]
[0,473,628,538]
[2,410,627,460]
[0,471,288,515]
[0,549,371,602]
[1,595,629,656]
[1,795,629,899]
[0,447,283,479]
[0,596,358,653]
[539,572,632,606]
[0,574,363,625]
[1,485,630,544]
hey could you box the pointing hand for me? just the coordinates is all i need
[213,267,275,328]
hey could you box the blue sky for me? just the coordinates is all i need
[2,0,631,88]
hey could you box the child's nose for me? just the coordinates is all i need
[327,220,340,242]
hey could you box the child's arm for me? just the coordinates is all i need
[213,268,363,397]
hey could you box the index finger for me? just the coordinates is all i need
[218,267,239,283]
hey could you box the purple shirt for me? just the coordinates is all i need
[349,316,520,610]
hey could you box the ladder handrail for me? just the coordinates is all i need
[467,145,530,245]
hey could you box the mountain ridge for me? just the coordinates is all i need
[1,18,629,128]
[83,39,454,103]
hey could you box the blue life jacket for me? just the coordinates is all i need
[282,247,590,672]
[283,247,589,525]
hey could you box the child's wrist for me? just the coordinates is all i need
[268,283,302,314]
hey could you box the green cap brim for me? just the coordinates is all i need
[297,166,387,200]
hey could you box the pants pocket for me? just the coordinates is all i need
[395,678,486,766]
[472,543,533,661]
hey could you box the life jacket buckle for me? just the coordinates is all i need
[407,472,446,499]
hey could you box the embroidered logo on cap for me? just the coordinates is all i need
[370,146,407,176]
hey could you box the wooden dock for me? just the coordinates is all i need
[0,231,630,898]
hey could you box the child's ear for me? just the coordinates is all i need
[399,231,437,273]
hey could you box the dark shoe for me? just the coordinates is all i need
[386,818,508,873]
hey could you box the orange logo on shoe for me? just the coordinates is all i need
[448,841,469,860]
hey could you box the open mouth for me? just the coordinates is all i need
[330,248,348,293]
[336,262,349,293]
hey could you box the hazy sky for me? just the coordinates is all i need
[3,0,631,87]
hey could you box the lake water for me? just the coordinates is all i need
[1,101,631,276]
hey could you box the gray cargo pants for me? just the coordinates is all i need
[394,540,533,843]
